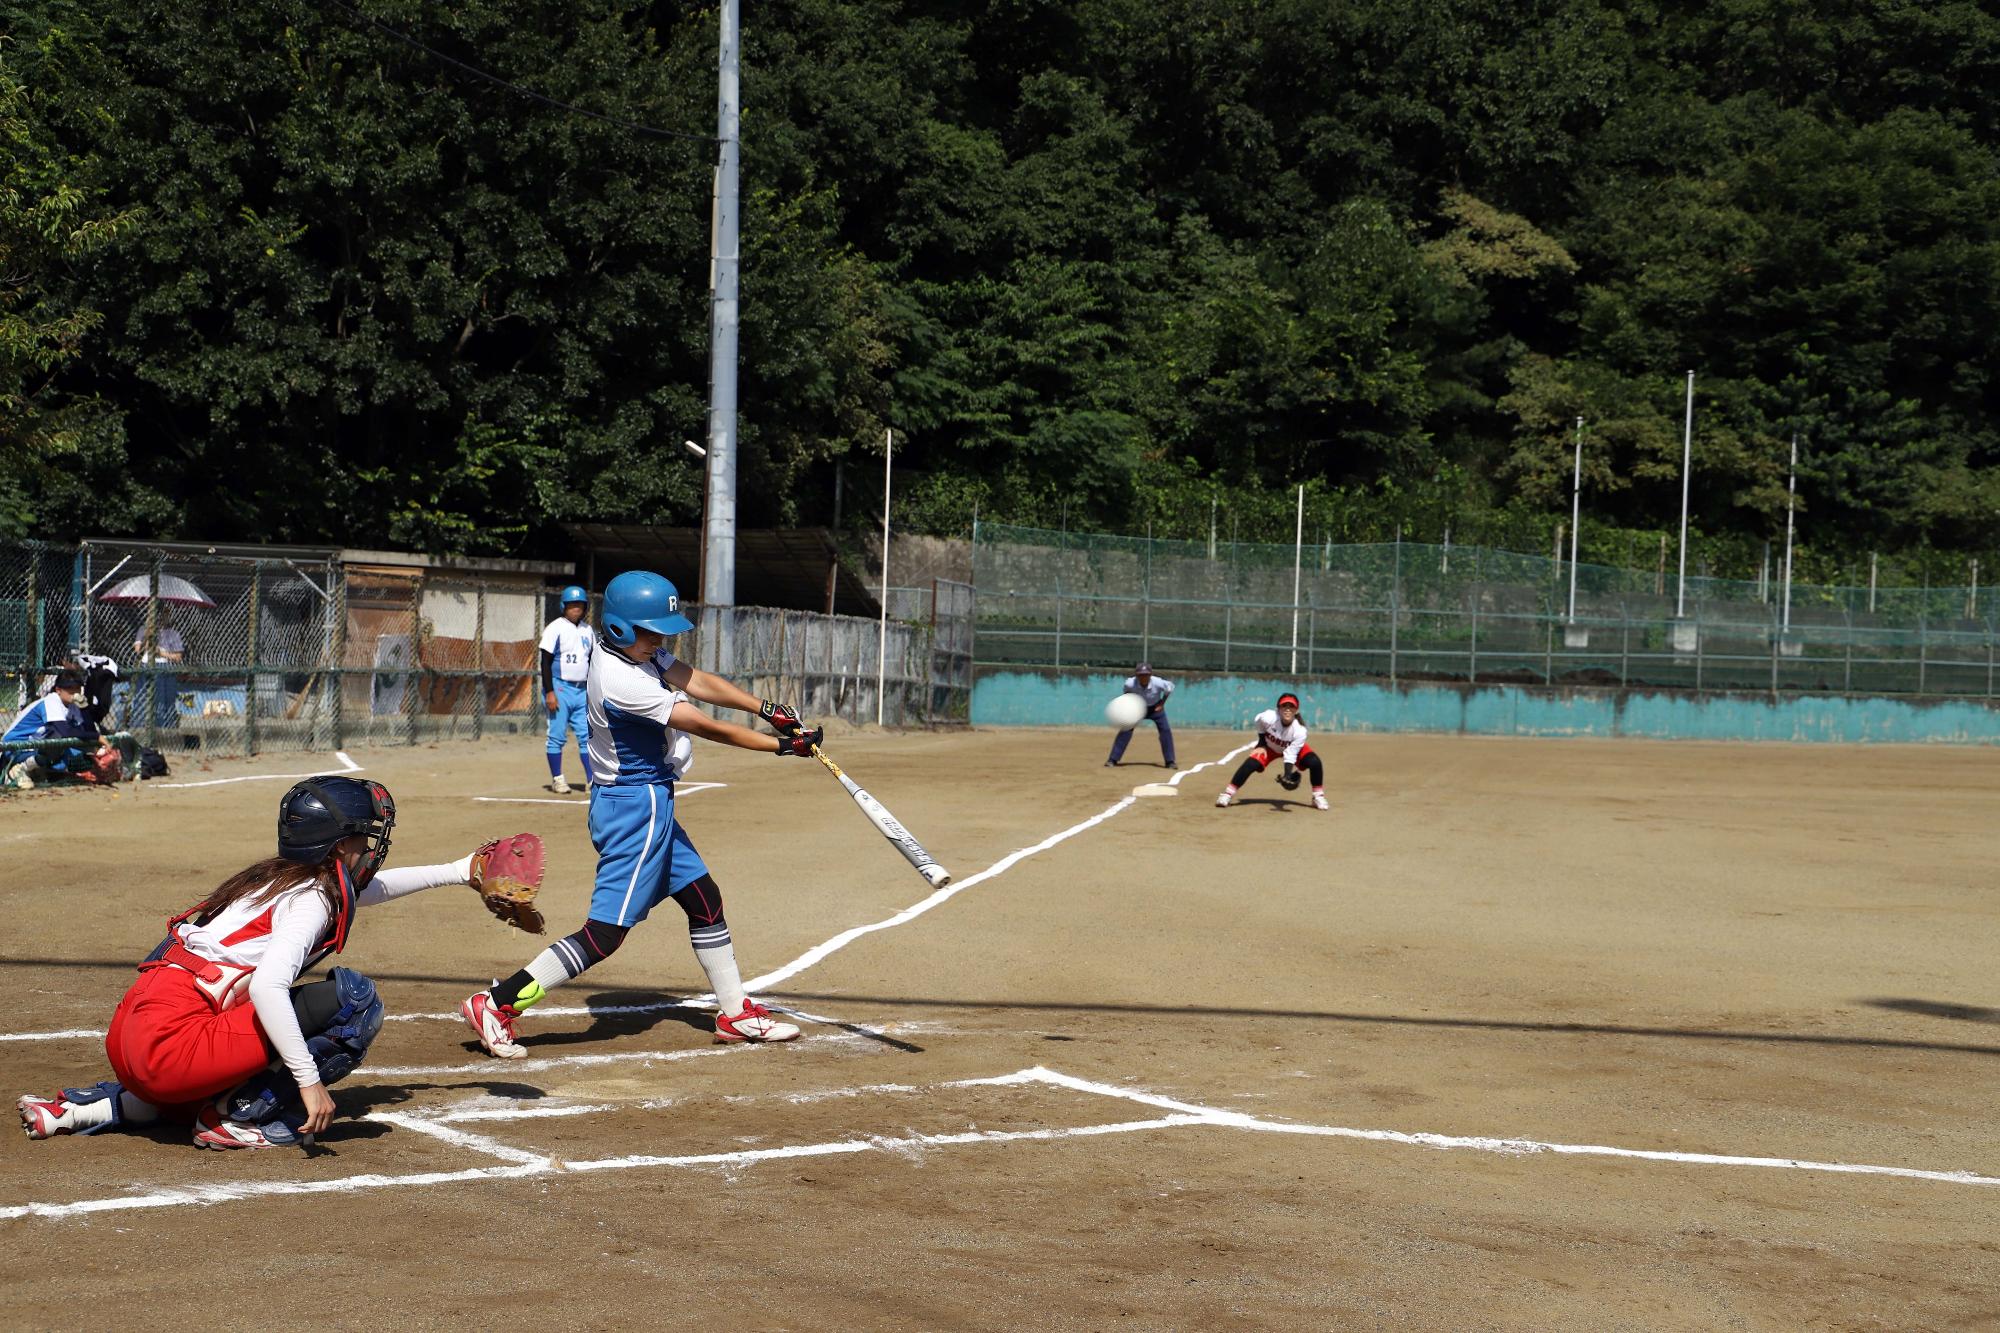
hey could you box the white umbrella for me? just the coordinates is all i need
[98,574,216,608]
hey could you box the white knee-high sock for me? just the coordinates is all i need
[693,936,746,1017]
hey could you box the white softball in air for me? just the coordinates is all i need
[1105,692,1148,729]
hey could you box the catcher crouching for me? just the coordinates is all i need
[15,777,547,1149]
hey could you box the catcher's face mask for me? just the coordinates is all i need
[352,781,396,882]
[294,778,396,884]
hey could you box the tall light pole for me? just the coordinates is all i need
[1781,432,1798,634]
[876,428,893,726]
[1567,416,1583,623]
[1676,370,1694,619]
[1288,484,1304,674]
[703,0,740,611]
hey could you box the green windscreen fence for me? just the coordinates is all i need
[972,524,2000,697]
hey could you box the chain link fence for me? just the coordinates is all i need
[2,540,969,763]
[973,523,2000,697]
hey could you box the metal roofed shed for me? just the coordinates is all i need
[564,524,878,616]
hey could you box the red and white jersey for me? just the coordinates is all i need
[1252,708,1308,765]
[165,859,469,1091]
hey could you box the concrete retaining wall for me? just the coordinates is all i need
[971,669,2000,744]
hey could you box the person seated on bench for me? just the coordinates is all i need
[4,668,99,789]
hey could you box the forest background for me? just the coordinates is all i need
[5,0,1999,588]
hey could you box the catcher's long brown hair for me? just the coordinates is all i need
[181,856,344,926]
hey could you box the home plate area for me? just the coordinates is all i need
[3,1060,1235,1222]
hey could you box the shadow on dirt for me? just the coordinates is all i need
[1861,997,2000,1025]
[486,989,715,1054]
[765,990,2000,1058]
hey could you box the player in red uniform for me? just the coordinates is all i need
[16,777,510,1149]
[1215,692,1327,809]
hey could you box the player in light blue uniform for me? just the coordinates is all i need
[463,570,823,1056]
[538,586,595,794]
[1105,661,1176,768]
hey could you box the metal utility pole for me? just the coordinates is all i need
[876,428,892,726]
[1677,371,1694,619]
[703,0,740,610]
[1567,416,1583,622]
[1289,484,1305,674]
[1781,433,1798,633]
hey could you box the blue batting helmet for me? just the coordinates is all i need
[601,570,694,646]
[559,584,588,606]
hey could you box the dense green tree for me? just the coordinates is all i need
[4,0,1999,575]
[0,41,144,537]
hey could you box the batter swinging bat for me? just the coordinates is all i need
[810,746,952,888]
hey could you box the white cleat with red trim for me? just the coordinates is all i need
[193,1102,278,1149]
[17,1093,69,1140]
[461,990,528,1059]
[714,1000,799,1043]
[1313,792,1329,810]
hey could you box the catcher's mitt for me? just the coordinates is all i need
[470,833,547,934]
[1275,766,1303,791]
[74,743,124,786]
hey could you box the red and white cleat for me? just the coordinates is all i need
[714,1000,800,1044]
[193,1102,277,1150]
[1312,792,1329,811]
[1215,789,1233,807]
[17,1093,69,1140]
[461,990,528,1059]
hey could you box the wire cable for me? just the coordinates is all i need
[324,0,717,145]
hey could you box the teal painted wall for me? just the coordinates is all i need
[970,670,2000,744]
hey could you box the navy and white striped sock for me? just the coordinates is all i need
[492,920,628,1010]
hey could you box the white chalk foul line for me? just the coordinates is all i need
[152,750,361,790]
[473,782,726,806]
[1003,1067,2000,1191]
[739,743,1250,992]
[368,1111,550,1167]
[10,1062,1998,1223]
[0,1028,105,1044]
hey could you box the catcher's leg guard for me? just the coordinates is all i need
[33,1080,153,1136]
[59,1080,130,1135]
[218,967,383,1144]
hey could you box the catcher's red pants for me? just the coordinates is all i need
[106,965,274,1109]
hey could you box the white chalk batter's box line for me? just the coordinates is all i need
[7,1065,1998,1222]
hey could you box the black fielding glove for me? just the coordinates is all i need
[759,698,804,735]
[774,725,823,757]
[1277,765,1302,791]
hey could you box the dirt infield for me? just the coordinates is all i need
[2,727,1997,1327]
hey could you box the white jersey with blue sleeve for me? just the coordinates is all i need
[538,618,595,684]
[1123,675,1173,709]
[3,693,77,745]
[585,646,695,786]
